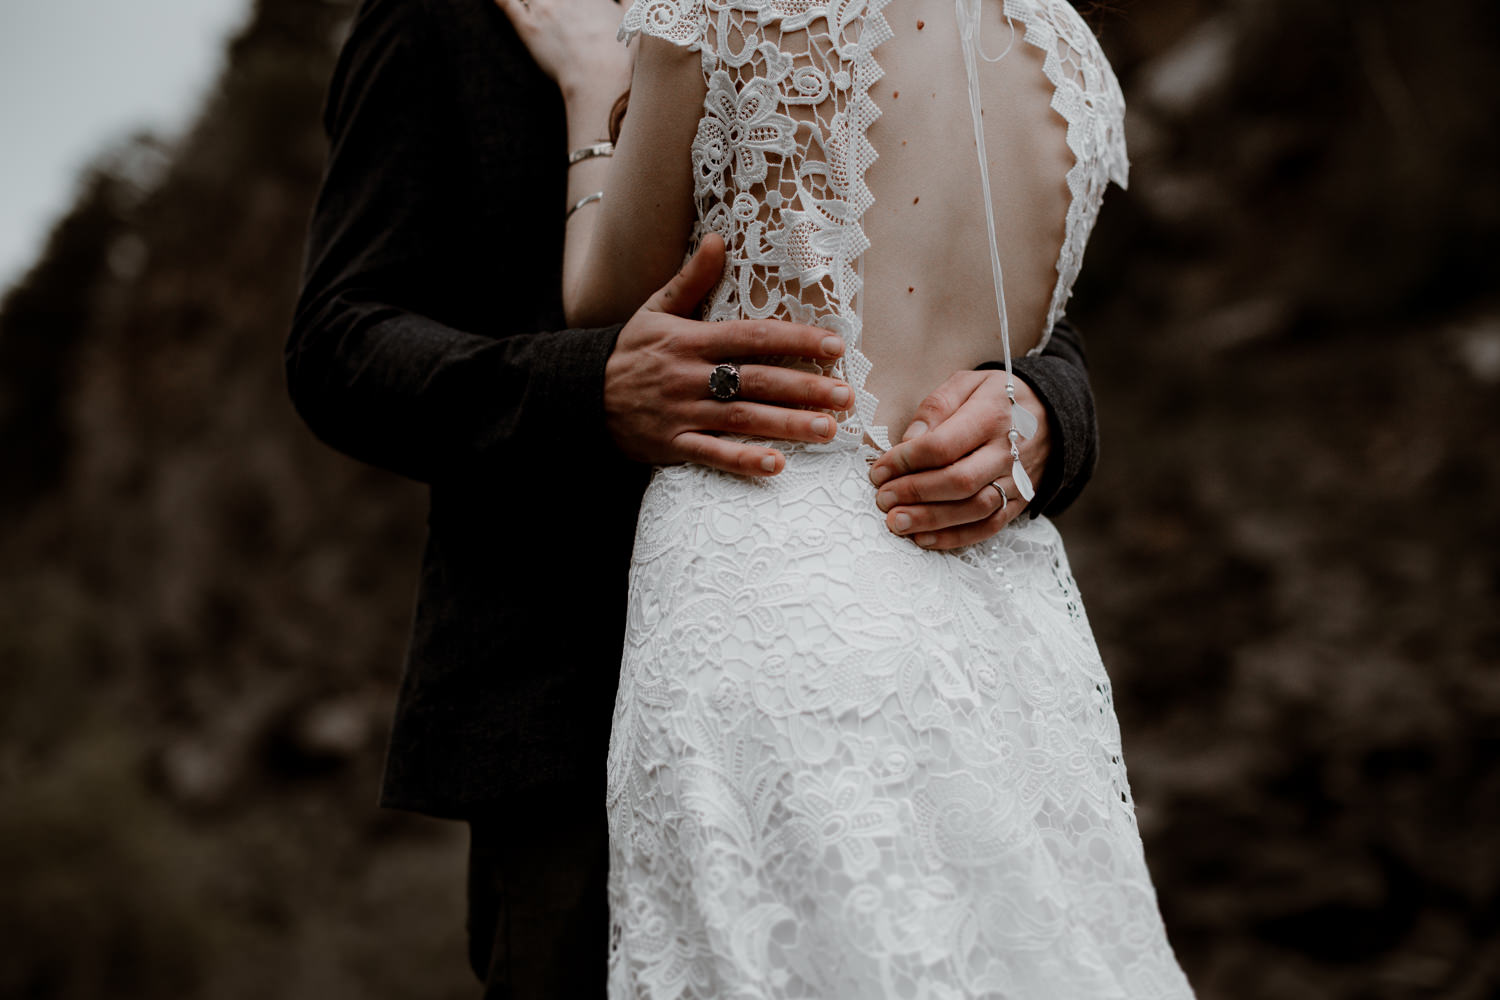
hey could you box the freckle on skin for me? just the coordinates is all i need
[893,90,899,98]
[917,19,925,29]
[913,196,919,204]
[908,286,914,294]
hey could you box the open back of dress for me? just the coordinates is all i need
[621,0,1128,446]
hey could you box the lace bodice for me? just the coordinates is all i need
[620,0,1128,453]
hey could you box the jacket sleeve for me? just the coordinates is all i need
[984,316,1100,518]
[285,0,627,488]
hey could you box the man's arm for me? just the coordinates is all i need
[287,0,635,489]
[993,316,1099,518]
[287,0,629,487]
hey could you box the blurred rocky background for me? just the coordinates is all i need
[1,0,1495,997]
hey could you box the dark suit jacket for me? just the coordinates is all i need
[287,0,1101,819]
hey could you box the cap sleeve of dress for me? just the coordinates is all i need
[618,0,710,52]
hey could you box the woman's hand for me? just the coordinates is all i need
[494,0,632,102]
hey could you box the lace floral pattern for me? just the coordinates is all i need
[608,448,1194,997]
[610,2,1191,996]
[623,0,895,447]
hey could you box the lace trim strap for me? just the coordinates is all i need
[1006,0,1130,354]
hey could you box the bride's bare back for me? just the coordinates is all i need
[861,0,1072,433]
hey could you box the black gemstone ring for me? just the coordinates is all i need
[708,362,742,401]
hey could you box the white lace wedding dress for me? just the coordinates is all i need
[607,1,1195,996]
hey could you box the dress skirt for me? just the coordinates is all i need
[605,441,1194,999]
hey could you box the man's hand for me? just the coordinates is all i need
[867,370,1051,550]
[605,234,852,477]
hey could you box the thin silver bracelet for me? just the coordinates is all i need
[567,141,615,166]
[566,191,604,220]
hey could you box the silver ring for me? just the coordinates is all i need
[709,362,742,401]
[990,480,1009,512]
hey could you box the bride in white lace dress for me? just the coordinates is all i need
[499,0,1195,994]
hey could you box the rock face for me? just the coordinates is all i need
[0,0,1496,997]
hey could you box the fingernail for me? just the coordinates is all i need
[876,490,895,511]
[830,385,851,406]
[821,336,844,356]
[914,533,937,547]
[904,420,928,440]
[761,455,778,472]
[893,512,912,532]
[870,466,891,487]
[811,416,832,436]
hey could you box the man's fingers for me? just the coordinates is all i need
[695,400,841,443]
[658,360,849,412]
[734,364,852,411]
[900,371,985,443]
[873,398,1000,483]
[883,479,1026,539]
[874,442,1008,508]
[672,431,785,477]
[648,233,727,318]
[682,320,844,364]
[907,504,1024,551]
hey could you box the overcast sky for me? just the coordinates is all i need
[0,0,249,294]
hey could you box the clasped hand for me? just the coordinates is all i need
[606,236,1050,549]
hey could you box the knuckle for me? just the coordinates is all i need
[670,324,701,357]
[918,388,953,415]
[953,467,987,496]
[801,377,826,407]
[912,434,953,467]
[723,403,755,431]
[742,322,770,353]
[902,438,932,469]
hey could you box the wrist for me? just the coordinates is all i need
[559,67,628,117]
